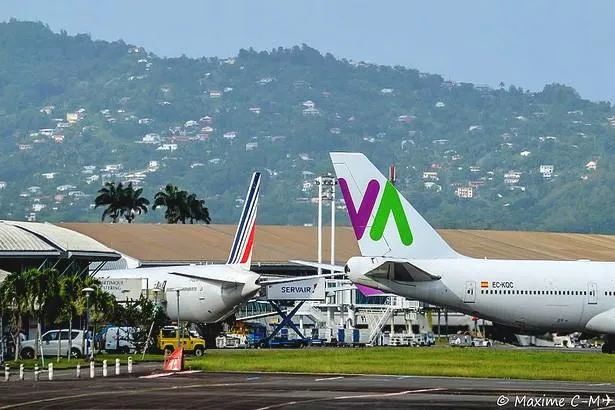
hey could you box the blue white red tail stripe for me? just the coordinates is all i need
[227,172,261,265]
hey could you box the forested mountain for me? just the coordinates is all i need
[2,20,615,233]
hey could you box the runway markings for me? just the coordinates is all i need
[314,376,344,382]
[139,370,202,379]
[0,382,243,409]
[334,387,446,400]
[139,373,174,379]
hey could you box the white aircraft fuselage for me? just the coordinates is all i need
[98,265,261,323]
[348,256,615,335]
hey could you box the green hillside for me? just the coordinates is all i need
[1,20,615,232]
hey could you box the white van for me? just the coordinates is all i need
[20,329,84,359]
[104,327,137,353]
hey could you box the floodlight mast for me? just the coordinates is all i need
[315,174,337,275]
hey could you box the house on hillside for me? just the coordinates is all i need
[422,171,439,181]
[539,165,554,179]
[585,160,597,171]
[455,187,474,198]
[141,133,161,144]
[40,105,55,115]
[504,171,521,185]
[303,107,320,116]
[423,182,442,192]
[156,144,177,151]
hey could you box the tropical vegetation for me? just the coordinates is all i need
[0,267,168,363]
[0,268,113,361]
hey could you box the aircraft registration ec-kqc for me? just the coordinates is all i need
[97,172,328,324]
[306,152,615,354]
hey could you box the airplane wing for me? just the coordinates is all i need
[365,260,441,281]
[168,271,247,286]
[289,259,345,272]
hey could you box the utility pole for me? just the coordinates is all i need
[176,289,181,349]
[82,287,94,360]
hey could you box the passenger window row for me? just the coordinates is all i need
[480,289,588,296]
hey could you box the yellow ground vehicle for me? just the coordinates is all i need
[158,326,206,357]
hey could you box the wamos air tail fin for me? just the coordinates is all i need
[226,172,261,268]
[330,152,462,259]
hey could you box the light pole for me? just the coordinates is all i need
[169,288,187,350]
[82,287,94,360]
[314,174,337,275]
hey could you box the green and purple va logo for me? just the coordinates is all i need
[338,178,413,245]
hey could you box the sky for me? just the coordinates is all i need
[2,1,614,103]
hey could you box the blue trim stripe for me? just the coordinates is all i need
[227,172,261,264]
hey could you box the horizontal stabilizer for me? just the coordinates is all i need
[289,259,345,272]
[168,271,246,286]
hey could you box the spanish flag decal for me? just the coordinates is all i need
[480,281,489,288]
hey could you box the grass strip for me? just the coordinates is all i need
[186,347,615,382]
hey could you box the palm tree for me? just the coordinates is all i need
[57,274,83,361]
[153,184,188,223]
[153,185,211,224]
[0,271,28,361]
[94,182,125,223]
[121,183,150,223]
[22,268,59,360]
[186,194,211,224]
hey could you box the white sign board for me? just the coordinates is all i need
[100,277,143,301]
[267,277,326,301]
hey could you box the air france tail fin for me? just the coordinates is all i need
[226,172,261,268]
[330,152,462,259]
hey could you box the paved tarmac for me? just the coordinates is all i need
[2,369,615,409]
